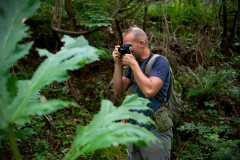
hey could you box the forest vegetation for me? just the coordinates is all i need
[0,0,240,159]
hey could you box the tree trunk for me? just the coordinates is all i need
[143,5,148,32]
[225,0,240,50]
[221,0,240,54]
[52,0,63,46]
[221,0,228,53]
[65,0,76,32]
[116,20,123,45]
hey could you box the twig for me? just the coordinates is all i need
[68,80,78,96]
[12,66,16,76]
[63,81,78,98]
[119,0,141,13]
[105,148,110,160]
[173,26,181,42]
[62,81,92,117]
[52,122,62,152]
[118,0,144,22]
[178,140,189,154]
[67,71,76,78]
[0,154,7,160]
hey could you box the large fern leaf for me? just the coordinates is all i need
[0,0,40,127]
[0,0,100,128]
[0,35,100,128]
[64,94,162,160]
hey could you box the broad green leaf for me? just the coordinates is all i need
[0,35,99,128]
[6,73,18,101]
[0,0,99,128]
[64,94,162,160]
[0,0,40,127]
[0,127,35,142]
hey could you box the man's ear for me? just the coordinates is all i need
[139,40,145,48]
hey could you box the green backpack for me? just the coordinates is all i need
[130,54,181,132]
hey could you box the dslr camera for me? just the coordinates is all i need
[118,44,134,55]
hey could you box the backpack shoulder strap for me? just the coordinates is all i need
[167,67,174,100]
[130,70,136,85]
[145,54,160,76]
[144,54,164,103]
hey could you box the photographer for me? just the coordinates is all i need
[112,27,172,160]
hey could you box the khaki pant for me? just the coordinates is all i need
[127,128,173,160]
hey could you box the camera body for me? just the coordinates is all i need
[118,44,133,55]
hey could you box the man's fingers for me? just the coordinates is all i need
[129,47,132,54]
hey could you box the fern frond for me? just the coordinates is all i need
[187,88,204,99]
[187,67,203,89]
[198,65,207,77]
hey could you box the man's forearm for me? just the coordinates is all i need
[113,64,123,95]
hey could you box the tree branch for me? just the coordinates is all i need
[52,26,101,36]
[115,20,123,45]
[117,0,144,23]
[110,0,123,18]
[52,0,123,36]
[119,0,141,13]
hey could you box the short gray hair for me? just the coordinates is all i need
[122,27,148,45]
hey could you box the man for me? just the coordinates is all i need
[112,27,172,160]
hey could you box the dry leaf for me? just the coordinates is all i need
[40,96,47,103]
[22,18,27,23]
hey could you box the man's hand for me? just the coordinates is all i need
[112,45,121,64]
[122,47,137,67]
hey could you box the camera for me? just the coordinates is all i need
[118,44,134,55]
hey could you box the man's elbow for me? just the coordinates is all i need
[144,90,157,99]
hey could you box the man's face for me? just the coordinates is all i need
[123,33,141,58]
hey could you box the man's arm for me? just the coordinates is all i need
[112,46,131,95]
[122,54,168,98]
[131,63,163,98]
[113,63,131,95]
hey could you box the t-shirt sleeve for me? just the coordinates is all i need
[149,56,169,82]
[124,67,132,79]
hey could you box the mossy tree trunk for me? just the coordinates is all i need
[65,0,76,32]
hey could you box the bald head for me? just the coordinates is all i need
[122,27,148,45]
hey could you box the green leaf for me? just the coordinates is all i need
[0,0,40,128]
[0,2,100,129]
[0,35,99,128]
[24,100,79,117]
[0,125,35,142]
[64,94,162,160]
[6,73,18,101]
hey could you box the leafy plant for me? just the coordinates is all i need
[73,2,113,28]
[186,65,224,98]
[0,1,164,159]
[177,122,240,160]
[63,94,162,159]
[0,0,97,158]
